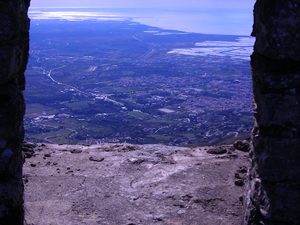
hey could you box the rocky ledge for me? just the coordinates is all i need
[23,142,249,225]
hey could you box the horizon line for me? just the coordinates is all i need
[29,6,250,10]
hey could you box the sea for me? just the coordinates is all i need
[29,8,253,36]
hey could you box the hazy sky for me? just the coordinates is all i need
[30,0,255,9]
[29,0,255,35]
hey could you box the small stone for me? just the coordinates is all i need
[89,156,104,162]
[129,158,145,164]
[30,163,37,167]
[153,217,163,222]
[44,153,51,158]
[23,177,29,184]
[24,151,34,159]
[177,209,186,215]
[235,179,244,187]
[207,147,227,155]
[23,142,36,149]
[238,166,247,174]
[131,196,139,201]
[235,173,242,179]
[193,199,202,204]
[181,194,193,202]
[239,196,244,203]
[124,145,135,151]
[233,140,250,152]
[104,194,111,198]
[70,149,82,154]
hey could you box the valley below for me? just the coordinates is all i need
[25,18,254,146]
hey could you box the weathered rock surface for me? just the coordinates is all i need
[0,0,30,224]
[245,1,300,224]
[24,143,249,225]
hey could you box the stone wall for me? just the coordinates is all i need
[0,0,30,224]
[245,0,300,224]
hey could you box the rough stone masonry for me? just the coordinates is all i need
[244,0,300,224]
[0,0,30,224]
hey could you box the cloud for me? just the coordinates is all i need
[29,11,125,21]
